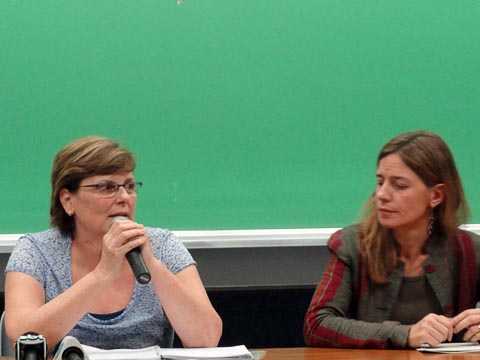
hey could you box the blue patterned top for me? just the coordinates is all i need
[5,227,196,349]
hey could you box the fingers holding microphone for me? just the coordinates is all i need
[108,217,151,284]
[96,220,134,279]
[100,217,144,261]
[108,217,147,251]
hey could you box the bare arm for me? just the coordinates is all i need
[113,219,222,347]
[148,262,222,347]
[4,269,114,350]
[5,225,146,350]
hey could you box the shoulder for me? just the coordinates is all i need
[15,228,68,253]
[7,228,69,280]
[146,227,195,272]
[327,224,362,263]
[146,227,175,241]
[451,228,480,255]
[146,227,183,249]
[457,228,480,242]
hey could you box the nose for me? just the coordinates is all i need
[115,185,131,199]
[376,182,390,202]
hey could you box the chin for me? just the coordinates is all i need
[378,219,396,230]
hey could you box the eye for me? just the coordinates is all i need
[393,182,407,190]
[124,182,136,191]
[98,182,117,192]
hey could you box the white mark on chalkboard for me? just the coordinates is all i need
[178,0,182,5]
[173,182,178,203]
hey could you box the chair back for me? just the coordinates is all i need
[0,311,15,357]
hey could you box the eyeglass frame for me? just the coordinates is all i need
[78,181,143,197]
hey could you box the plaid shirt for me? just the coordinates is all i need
[304,224,480,349]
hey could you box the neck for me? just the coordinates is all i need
[71,230,103,255]
[394,228,429,259]
[393,228,430,277]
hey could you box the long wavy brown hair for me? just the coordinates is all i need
[358,131,469,283]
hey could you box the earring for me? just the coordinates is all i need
[428,213,435,236]
[68,210,73,216]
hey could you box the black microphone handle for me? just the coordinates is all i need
[63,348,83,360]
[24,350,39,360]
[126,248,151,284]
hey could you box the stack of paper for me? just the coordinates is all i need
[417,342,480,354]
[160,345,253,360]
[83,345,161,360]
[83,344,254,360]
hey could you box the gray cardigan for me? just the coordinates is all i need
[304,224,480,348]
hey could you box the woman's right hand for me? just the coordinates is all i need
[96,218,147,279]
[407,313,454,348]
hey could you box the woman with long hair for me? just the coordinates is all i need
[304,130,480,348]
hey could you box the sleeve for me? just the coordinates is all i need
[5,234,48,287]
[303,228,411,349]
[148,228,196,274]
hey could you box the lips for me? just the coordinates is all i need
[110,213,129,219]
[378,208,395,216]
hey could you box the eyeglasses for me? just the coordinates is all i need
[79,181,142,198]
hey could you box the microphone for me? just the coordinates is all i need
[53,336,89,360]
[109,216,151,284]
[15,332,47,360]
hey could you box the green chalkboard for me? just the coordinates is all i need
[1,1,480,233]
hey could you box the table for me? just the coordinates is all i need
[3,348,480,360]
[256,347,480,360]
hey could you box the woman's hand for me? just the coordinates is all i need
[453,308,480,341]
[97,218,148,279]
[407,313,453,348]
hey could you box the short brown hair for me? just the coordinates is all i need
[50,136,136,236]
[359,130,469,283]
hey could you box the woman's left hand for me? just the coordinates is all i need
[453,308,480,341]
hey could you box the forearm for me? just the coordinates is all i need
[304,241,410,349]
[5,270,114,349]
[148,261,222,347]
[304,308,411,348]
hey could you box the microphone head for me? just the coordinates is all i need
[15,332,47,360]
[53,336,89,360]
[109,216,127,229]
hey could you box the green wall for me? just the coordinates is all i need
[1,1,479,233]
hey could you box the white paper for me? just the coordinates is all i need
[83,345,162,360]
[83,344,253,360]
[160,345,253,359]
[417,342,480,353]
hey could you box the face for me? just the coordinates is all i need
[60,172,137,238]
[375,153,444,236]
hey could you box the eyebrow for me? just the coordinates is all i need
[95,177,135,183]
[376,174,410,182]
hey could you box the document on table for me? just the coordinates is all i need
[83,344,254,360]
[417,342,480,353]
